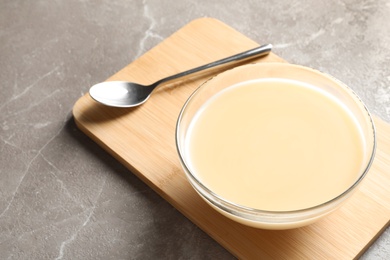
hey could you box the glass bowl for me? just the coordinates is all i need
[175,62,376,229]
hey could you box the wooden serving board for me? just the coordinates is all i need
[73,18,390,259]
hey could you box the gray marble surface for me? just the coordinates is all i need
[1,0,389,259]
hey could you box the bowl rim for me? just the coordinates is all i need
[175,62,377,216]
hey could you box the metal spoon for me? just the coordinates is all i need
[89,43,272,107]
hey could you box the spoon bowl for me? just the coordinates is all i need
[89,44,272,108]
[89,81,154,107]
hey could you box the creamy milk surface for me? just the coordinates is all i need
[185,78,365,211]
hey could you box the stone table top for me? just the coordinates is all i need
[1,0,389,259]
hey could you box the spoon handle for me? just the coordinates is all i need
[152,43,272,88]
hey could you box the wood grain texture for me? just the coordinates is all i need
[73,18,390,259]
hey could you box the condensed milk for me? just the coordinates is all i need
[185,78,365,212]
